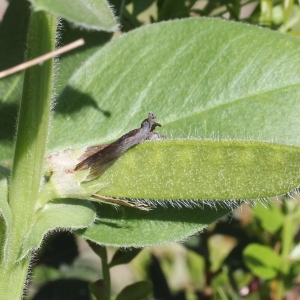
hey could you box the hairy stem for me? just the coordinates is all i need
[0,10,56,299]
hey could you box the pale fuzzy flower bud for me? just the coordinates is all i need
[39,147,106,205]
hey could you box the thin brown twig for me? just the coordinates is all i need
[0,38,85,79]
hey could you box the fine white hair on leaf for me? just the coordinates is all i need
[287,191,297,200]
[111,198,255,211]
[161,127,283,145]
[96,190,300,211]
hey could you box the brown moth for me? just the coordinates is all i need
[75,112,162,210]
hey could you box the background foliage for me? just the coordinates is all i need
[0,0,300,299]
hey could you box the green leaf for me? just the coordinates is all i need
[109,248,142,268]
[252,201,284,233]
[97,140,300,200]
[243,243,282,279]
[55,20,113,95]
[89,279,109,300]
[19,199,95,260]
[115,281,152,300]
[78,203,231,247]
[186,250,205,288]
[50,18,300,149]
[48,18,300,200]
[29,0,118,31]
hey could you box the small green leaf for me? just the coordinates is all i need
[186,250,205,288]
[252,202,284,233]
[89,279,109,300]
[78,203,231,247]
[29,0,118,31]
[19,199,95,260]
[109,248,142,268]
[209,234,236,272]
[243,243,282,279]
[115,281,152,300]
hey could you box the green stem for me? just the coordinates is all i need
[283,0,294,24]
[88,242,111,296]
[99,246,111,293]
[275,200,294,300]
[0,10,56,300]
[281,219,293,273]
[0,260,31,300]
